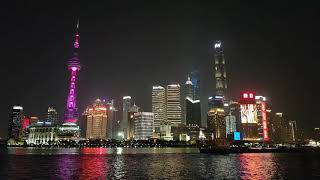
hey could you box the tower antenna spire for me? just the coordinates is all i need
[77,19,79,30]
[73,19,80,49]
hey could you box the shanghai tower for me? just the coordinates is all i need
[213,40,227,99]
[64,21,81,124]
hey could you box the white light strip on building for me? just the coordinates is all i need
[255,96,266,101]
[186,97,200,104]
[13,106,23,110]
[123,96,132,99]
[208,95,224,100]
[168,84,180,87]
[152,86,165,89]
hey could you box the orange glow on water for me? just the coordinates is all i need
[238,153,276,179]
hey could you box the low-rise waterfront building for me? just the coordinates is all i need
[27,126,58,145]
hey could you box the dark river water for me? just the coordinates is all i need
[0,147,319,179]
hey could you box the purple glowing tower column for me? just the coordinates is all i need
[64,21,81,124]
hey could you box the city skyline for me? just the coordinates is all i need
[1,1,319,138]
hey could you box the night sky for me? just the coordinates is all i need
[1,1,319,137]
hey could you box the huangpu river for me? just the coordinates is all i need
[0,147,319,179]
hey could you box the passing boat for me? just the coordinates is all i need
[199,139,230,154]
[199,145,230,154]
[199,139,308,154]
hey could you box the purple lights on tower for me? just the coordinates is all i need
[64,20,81,124]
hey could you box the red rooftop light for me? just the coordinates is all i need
[243,93,248,98]
[242,92,255,99]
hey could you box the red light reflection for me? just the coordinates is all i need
[81,148,108,155]
[79,148,109,179]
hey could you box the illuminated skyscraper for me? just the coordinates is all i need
[266,109,274,141]
[84,99,108,139]
[106,99,116,139]
[207,108,225,139]
[226,101,241,139]
[134,112,154,140]
[123,96,132,113]
[122,96,132,139]
[64,20,81,124]
[128,103,140,139]
[213,40,227,99]
[182,76,193,124]
[185,97,201,127]
[8,105,23,139]
[167,84,182,126]
[184,75,193,100]
[47,107,58,125]
[271,113,297,143]
[207,96,226,139]
[273,112,291,143]
[237,93,270,141]
[152,86,166,132]
[255,96,269,141]
[225,115,236,135]
[208,95,224,110]
[289,121,297,143]
[108,101,120,140]
[240,92,259,140]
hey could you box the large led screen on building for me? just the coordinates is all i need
[240,104,257,123]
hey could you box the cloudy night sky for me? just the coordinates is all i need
[0,1,319,137]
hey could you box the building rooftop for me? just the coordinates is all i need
[185,75,193,85]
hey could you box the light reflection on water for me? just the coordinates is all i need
[4,147,199,155]
[1,147,320,179]
[79,155,109,179]
[238,153,277,179]
[57,155,78,180]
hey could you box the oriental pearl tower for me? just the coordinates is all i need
[64,20,81,125]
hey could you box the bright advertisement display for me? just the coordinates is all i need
[240,104,257,123]
[234,132,241,140]
[261,102,269,141]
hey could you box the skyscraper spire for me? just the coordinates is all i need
[185,75,192,85]
[77,19,79,29]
